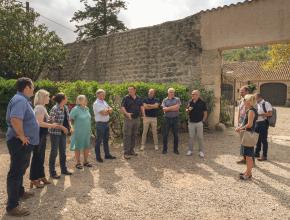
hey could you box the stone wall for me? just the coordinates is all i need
[48,15,202,85]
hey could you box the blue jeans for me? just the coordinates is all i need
[6,137,33,211]
[95,122,110,159]
[163,117,179,152]
[255,121,269,158]
[49,134,67,176]
[30,133,47,180]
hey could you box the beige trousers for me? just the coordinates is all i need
[141,117,158,146]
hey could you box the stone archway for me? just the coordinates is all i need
[200,0,290,127]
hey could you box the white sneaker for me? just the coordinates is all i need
[140,145,145,151]
[186,150,192,156]
[154,145,159,151]
[199,151,205,158]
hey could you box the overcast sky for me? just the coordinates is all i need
[20,0,245,43]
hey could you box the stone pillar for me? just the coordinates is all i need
[200,49,222,129]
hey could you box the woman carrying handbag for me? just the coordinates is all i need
[235,94,258,180]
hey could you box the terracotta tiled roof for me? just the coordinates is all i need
[199,0,260,14]
[222,61,290,81]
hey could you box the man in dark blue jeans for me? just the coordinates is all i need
[5,77,39,217]
[93,89,116,162]
[255,94,273,161]
[161,88,181,154]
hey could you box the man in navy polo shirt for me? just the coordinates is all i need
[121,86,145,159]
[5,77,39,217]
[186,90,207,158]
[141,89,160,151]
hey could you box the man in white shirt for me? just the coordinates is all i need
[237,86,250,164]
[93,89,116,162]
[255,93,273,161]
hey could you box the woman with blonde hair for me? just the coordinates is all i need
[235,94,258,180]
[70,95,92,169]
[30,89,59,188]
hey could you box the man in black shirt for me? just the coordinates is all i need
[186,90,207,158]
[141,89,159,151]
[121,86,145,159]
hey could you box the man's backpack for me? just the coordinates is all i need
[262,102,277,127]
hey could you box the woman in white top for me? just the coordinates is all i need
[29,90,60,188]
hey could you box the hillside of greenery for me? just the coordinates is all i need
[222,46,270,62]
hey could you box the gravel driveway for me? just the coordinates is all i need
[0,107,289,220]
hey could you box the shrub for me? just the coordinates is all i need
[0,78,17,130]
[220,96,234,126]
[0,78,215,137]
[248,83,257,94]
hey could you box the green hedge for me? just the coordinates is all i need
[0,78,215,137]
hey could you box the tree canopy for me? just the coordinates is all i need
[0,0,66,80]
[264,44,290,69]
[223,44,290,70]
[222,46,270,62]
[71,0,127,40]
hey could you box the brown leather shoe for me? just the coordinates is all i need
[258,157,267,161]
[130,152,138,156]
[21,191,34,200]
[236,159,246,164]
[7,206,30,217]
[40,177,51,185]
[123,154,131,160]
[30,180,44,189]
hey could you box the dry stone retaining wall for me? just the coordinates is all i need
[47,15,202,86]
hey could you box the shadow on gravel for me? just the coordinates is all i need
[126,133,218,187]
[268,161,290,172]
[24,168,95,219]
[96,159,123,195]
[253,179,290,209]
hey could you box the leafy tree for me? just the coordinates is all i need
[223,44,290,70]
[71,0,127,40]
[0,0,66,80]
[264,44,290,69]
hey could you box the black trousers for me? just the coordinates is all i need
[6,137,33,211]
[30,134,47,180]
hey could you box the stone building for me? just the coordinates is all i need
[222,61,290,106]
[43,0,290,128]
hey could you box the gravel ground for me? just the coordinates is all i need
[0,107,289,220]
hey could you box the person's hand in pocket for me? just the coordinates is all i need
[18,135,30,145]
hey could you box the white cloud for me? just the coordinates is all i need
[20,0,245,43]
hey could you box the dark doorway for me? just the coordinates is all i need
[221,83,234,103]
[260,83,287,106]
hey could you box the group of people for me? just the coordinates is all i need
[5,77,272,217]
[235,86,273,180]
[120,86,207,159]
